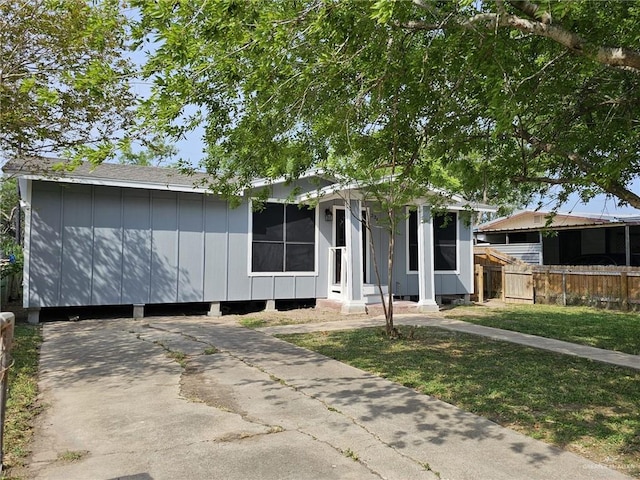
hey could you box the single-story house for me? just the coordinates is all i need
[4,158,492,324]
[475,210,640,266]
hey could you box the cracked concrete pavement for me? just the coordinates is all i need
[26,316,632,480]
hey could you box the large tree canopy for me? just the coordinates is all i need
[132,0,640,210]
[0,0,135,162]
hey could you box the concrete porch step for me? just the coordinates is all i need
[316,298,422,316]
[362,284,388,296]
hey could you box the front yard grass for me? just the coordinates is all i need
[4,323,43,475]
[445,304,640,355]
[279,326,640,477]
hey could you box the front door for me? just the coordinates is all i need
[333,208,368,284]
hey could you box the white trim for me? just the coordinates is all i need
[20,179,32,308]
[416,204,437,308]
[331,205,345,291]
[249,168,329,189]
[332,204,370,284]
[15,174,215,194]
[469,217,476,290]
[296,183,364,203]
[331,204,344,247]
[247,199,319,277]
[362,206,371,285]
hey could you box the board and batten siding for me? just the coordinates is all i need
[26,181,324,308]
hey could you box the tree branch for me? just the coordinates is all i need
[513,126,640,209]
[508,0,551,24]
[397,6,640,73]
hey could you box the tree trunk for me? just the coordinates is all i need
[385,208,395,337]
[367,213,389,322]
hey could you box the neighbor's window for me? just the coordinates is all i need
[252,203,315,272]
[434,212,457,271]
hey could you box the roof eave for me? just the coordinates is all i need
[16,174,220,195]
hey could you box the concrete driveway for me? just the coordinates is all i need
[26,316,631,480]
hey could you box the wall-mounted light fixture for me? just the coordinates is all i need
[324,208,333,222]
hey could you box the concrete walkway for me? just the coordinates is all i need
[26,315,635,480]
[257,315,640,371]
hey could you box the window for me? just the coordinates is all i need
[408,209,418,272]
[408,209,458,272]
[252,203,315,272]
[434,212,457,271]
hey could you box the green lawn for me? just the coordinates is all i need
[279,326,640,477]
[4,323,42,476]
[445,304,640,355]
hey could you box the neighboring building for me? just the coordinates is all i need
[475,210,640,266]
[4,158,492,324]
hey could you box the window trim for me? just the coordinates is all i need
[248,199,319,277]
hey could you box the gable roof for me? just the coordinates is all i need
[477,209,639,232]
[3,157,499,212]
[2,157,214,193]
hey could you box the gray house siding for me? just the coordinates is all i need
[122,189,151,304]
[25,179,473,311]
[203,197,228,300]
[27,181,326,309]
[29,182,62,307]
[92,187,124,305]
[390,211,473,297]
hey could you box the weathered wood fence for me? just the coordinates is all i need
[476,263,640,310]
[0,312,15,471]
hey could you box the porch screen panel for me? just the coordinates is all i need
[434,212,457,271]
[285,205,315,271]
[285,205,315,242]
[252,242,285,272]
[252,203,284,242]
[408,210,418,271]
[252,203,285,272]
[252,203,315,272]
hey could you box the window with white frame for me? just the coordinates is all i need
[407,209,457,272]
[252,203,315,272]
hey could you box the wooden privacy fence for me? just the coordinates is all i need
[490,264,640,309]
[0,312,15,471]
[532,265,640,308]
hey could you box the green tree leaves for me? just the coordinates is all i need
[132,0,640,209]
[0,0,136,164]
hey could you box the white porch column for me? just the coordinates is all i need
[342,199,366,314]
[416,205,439,312]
